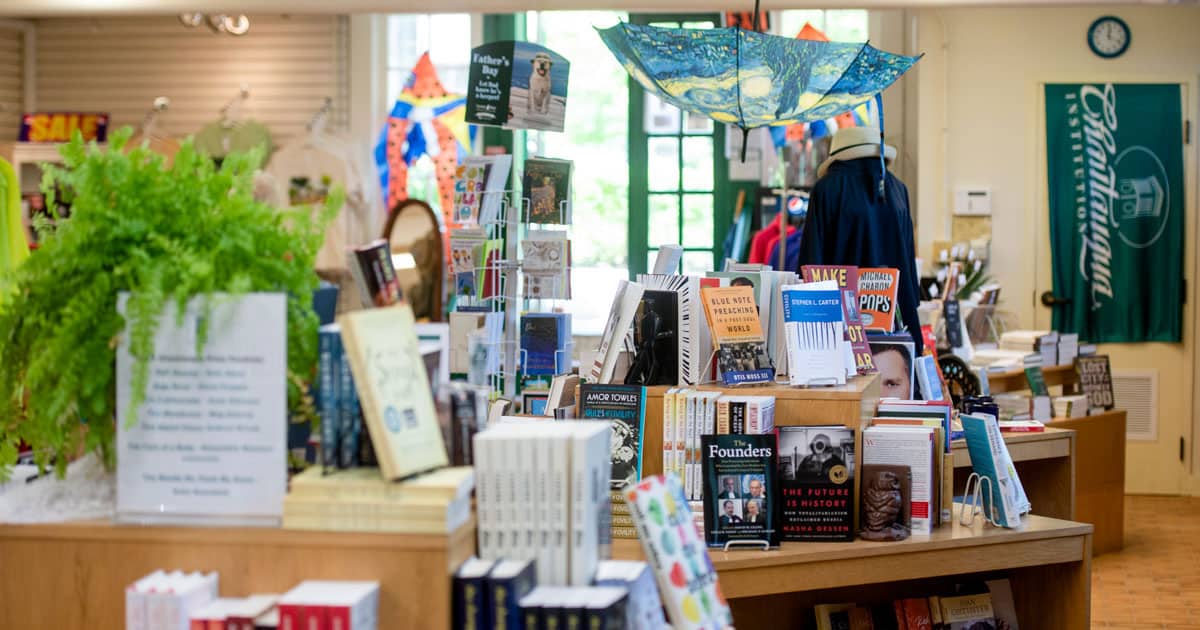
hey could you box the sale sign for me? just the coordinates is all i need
[19,112,109,143]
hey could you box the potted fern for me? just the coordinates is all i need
[0,129,338,479]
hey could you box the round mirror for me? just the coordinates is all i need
[382,199,444,321]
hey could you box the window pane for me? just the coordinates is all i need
[682,194,713,249]
[777,10,825,37]
[645,93,681,134]
[683,110,713,135]
[647,250,681,275]
[682,137,714,192]
[682,21,716,29]
[682,250,713,275]
[650,21,680,28]
[649,194,680,247]
[825,10,868,42]
[648,137,680,192]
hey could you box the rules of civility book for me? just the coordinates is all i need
[699,285,774,386]
[701,434,781,548]
[579,383,647,490]
[339,304,449,480]
[777,426,855,541]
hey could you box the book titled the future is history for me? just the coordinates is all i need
[777,426,855,542]
[701,433,780,548]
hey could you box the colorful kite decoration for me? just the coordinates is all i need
[374,52,475,228]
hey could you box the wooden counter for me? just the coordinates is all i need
[953,428,1076,521]
[0,519,475,630]
[615,513,1093,629]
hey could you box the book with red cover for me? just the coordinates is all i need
[901,597,934,630]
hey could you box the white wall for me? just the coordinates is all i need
[32,15,349,144]
[913,5,1200,493]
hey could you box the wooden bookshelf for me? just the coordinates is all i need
[953,428,1076,521]
[0,519,475,629]
[983,364,1126,554]
[614,513,1093,629]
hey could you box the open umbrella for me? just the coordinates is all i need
[597,16,920,192]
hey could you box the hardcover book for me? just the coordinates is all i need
[627,289,680,386]
[858,267,900,332]
[777,426,855,541]
[938,594,995,630]
[700,285,775,386]
[453,557,494,630]
[623,475,733,630]
[781,282,847,386]
[868,335,916,400]
[523,157,573,224]
[801,265,877,375]
[701,433,781,548]
[339,305,450,480]
[863,427,934,535]
[318,324,343,469]
[580,383,647,489]
[1075,355,1115,410]
[487,559,537,630]
[348,239,402,308]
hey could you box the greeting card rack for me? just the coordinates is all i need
[459,181,573,402]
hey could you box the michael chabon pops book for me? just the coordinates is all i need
[699,285,774,386]
[339,305,449,480]
[701,434,780,548]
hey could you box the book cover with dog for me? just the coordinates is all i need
[466,41,569,133]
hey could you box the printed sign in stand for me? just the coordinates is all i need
[466,41,570,133]
[115,293,287,526]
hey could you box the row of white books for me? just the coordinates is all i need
[661,390,776,501]
[126,572,378,630]
[473,419,611,586]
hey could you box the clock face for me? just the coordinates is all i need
[1089,16,1130,58]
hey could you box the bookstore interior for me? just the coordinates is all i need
[0,1,1197,629]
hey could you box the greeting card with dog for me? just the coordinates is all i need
[466,41,570,133]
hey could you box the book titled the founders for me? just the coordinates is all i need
[579,383,646,490]
[777,426,855,541]
[701,434,780,548]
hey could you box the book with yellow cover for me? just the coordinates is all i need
[699,285,774,386]
[339,305,449,480]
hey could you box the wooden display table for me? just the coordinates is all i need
[614,513,1093,629]
[0,519,474,629]
[986,365,1126,554]
[953,428,1076,521]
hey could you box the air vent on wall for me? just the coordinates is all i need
[1113,369,1158,441]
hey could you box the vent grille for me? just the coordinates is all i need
[1113,369,1158,441]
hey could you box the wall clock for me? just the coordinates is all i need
[1088,16,1130,59]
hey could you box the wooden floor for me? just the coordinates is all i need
[1092,495,1200,628]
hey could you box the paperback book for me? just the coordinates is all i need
[347,239,402,308]
[781,282,847,386]
[701,434,781,548]
[700,284,774,385]
[523,157,573,224]
[1075,355,1115,411]
[580,383,647,489]
[858,267,900,332]
[801,265,876,375]
[777,426,855,542]
[623,475,733,629]
[339,305,449,480]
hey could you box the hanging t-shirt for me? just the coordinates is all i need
[267,135,384,312]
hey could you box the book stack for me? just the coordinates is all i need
[518,587,627,630]
[189,595,277,630]
[278,581,379,630]
[126,570,218,630]
[814,578,1020,630]
[593,560,668,630]
[661,389,776,505]
[862,423,944,536]
[474,420,611,586]
[317,324,365,469]
[282,466,474,534]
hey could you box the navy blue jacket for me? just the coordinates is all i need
[796,157,924,355]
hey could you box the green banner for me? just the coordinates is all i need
[1045,83,1185,343]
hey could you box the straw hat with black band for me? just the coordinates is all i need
[817,126,897,179]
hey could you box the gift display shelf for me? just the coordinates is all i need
[0,518,475,629]
[986,364,1126,553]
[614,512,1094,629]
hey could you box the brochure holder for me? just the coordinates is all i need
[959,472,1003,528]
[723,539,770,552]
